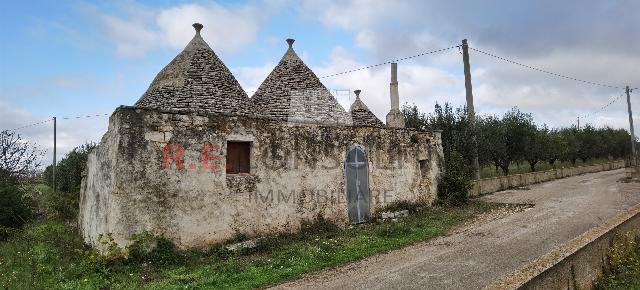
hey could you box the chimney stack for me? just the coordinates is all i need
[386,63,405,128]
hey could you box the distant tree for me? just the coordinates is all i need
[403,103,633,179]
[559,127,581,165]
[426,103,475,169]
[478,115,507,174]
[577,124,602,162]
[523,124,545,172]
[0,130,43,238]
[44,142,96,194]
[600,127,631,159]
[401,103,428,130]
[544,129,564,168]
[0,130,44,185]
[42,142,96,219]
[402,103,473,205]
[478,108,534,175]
[502,108,533,171]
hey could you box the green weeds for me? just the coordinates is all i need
[1,201,499,289]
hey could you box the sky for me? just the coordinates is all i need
[1,0,639,165]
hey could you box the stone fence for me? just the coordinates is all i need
[471,161,626,197]
[489,204,640,290]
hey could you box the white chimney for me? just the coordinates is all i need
[386,63,405,127]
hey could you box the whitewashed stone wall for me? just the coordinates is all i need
[79,106,443,249]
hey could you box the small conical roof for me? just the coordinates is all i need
[349,90,384,127]
[250,39,351,125]
[135,23,252,115]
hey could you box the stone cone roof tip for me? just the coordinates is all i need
[134,23,253,115]
[250,39,352,125]
[349,90,384,127]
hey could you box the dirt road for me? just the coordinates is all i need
[272,169,640,290]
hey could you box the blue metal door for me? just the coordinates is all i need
[345,147,370,223]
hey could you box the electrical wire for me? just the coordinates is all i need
[3,118,53,132]
[3,113,111,132]
[61,113,110,120]
[318,45,460,79]
[468,46,631,90]
[581,93,625,120]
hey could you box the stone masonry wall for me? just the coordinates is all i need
[470,161,626,197]
[79,106,443,249]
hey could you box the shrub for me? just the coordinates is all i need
[379,200,423,214]
[42,142,96,220]
[300,214,340,238]
[40,186,78,220]
[437,151,471,206]
[127,231,181,265]
[0,186,33,240]
[402,103,472,205]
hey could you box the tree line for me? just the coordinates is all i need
[402,103,637,204]
[404,103,635,176]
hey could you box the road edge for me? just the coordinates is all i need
[486,203,640,290]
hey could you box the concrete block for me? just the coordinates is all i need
[381,212,394,219]
[226,239,257,251]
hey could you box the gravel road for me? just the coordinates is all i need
[271,169,640,290]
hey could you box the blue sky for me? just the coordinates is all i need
[1,0,639,164]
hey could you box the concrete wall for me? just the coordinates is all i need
[471,161,626,197]
[79,106,443,248]
[489,204,640,290]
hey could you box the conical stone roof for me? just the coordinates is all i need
[135,23,253,115]
[349,90,384,127]
[250,39,352,125]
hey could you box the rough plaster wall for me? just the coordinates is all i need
[80,107,443,248]
[79,113,121,246]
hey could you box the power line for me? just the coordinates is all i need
[319,45,460,79]
[61,113,110,120]
[468,46,634,90]
[581,93,625,120]
[3,113,111,132]
[3,118,53,132]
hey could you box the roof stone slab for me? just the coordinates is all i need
[135,23,253,115]
[349,90,384,127]
[250,39,352,125]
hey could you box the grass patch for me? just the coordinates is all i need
[596,231,640,290]
[1,201,500,289]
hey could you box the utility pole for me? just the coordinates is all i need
[577,116,580,130]
[462,39,480,180]
[626,86,636,166]
[53,116,56,194]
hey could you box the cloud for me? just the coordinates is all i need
[301,0,411,31]
[233,62,276,95]
[92,1,276,57]
[100,13,161,57]
[299,0,640,135]
[156,3,263,54]
[311,47,463,121]
[302,0,640,56]
[0,101,109,167]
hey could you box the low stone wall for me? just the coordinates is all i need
[488,204,640,290]
[471,161,625,197]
